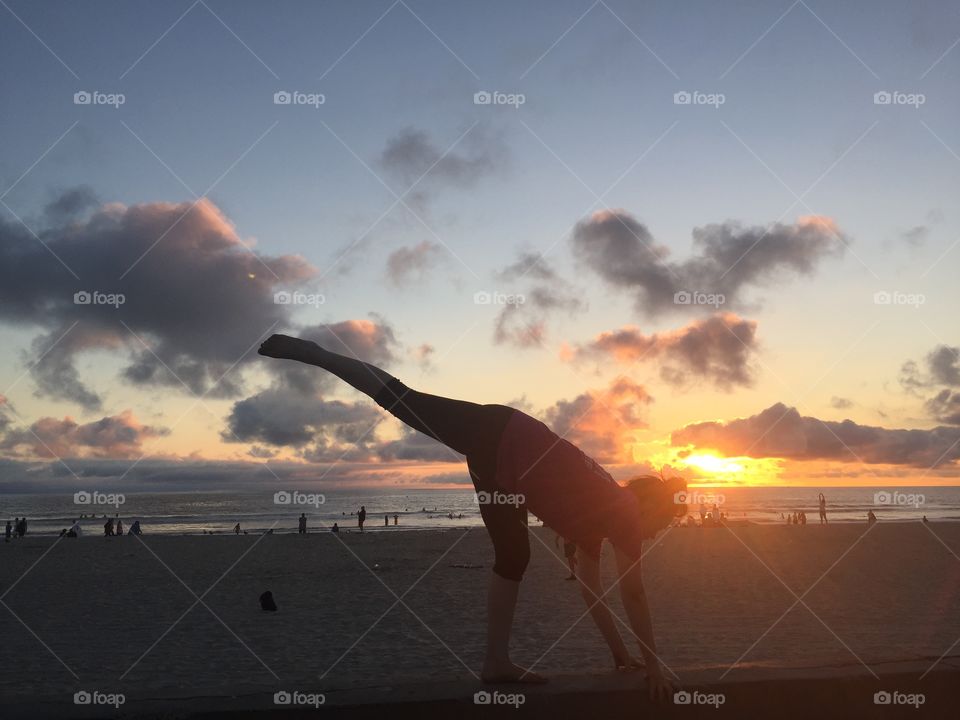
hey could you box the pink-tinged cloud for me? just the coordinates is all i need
[1,410,168,459]
[543,377,653,464]
[672,403,960,468]
[562,313,759,390]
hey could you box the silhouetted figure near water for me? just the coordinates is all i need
[116,518,123,536]
[331,522,339,533]
[234,522,241,535]
[298,513,307,534]
[4,520,10,542]
[259,333,684,698]
[818,493,827,524]
[867,510,877,525]
[260,590,277,611]
[358,505,366,532]
[130,520,141,535]
[104,517,114,537]
[393,514,398,525]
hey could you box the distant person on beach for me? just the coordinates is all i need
[260,334,684,698]
[923,515,929,524]
[331,522,339,533]
[130,520,141,535]
[818,493,827,524]
[234,522,241,535]
[299,513,307,534]
[17,517,26,538]
[393,514,399,526]
[116,518,124,536]
[104,517,114,537]
[800,512,806,526]
[4,520,10,542]
[385,514,389,527]
[867,510,877,525]
[358,506,366,532]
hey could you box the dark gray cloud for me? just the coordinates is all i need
[0,193,316,409]
[830,396,854,410]
[899,344,960,424]
[43,185,99,223]
[562,313,759,390]
[378,126,507,203]
[386,241,443,287]
[925,390,960,426]
[571,210,845,316]
[492,252,586,348]
[673,403,960,467]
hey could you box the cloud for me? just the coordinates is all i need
[492,252,586,348]
[0,410,168,459]
[378,127,507,209]
[673,403,960,467]
[561,313,759,390]
[925,390,960,425]
[571,210,845,316]
[386,241,443,287]
[899,344,960,424]
[0,193,316,409]
[900,226,929,247]
[224,317,399,451]
[542,377,653,464]
[830,396,854,410]
[411,343,435,372]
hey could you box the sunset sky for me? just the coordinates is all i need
[1,0,958,491]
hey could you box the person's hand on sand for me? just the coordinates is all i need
[645,664,676,704]
[258,334,317,361]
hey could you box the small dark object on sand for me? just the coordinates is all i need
[260,590,277,612]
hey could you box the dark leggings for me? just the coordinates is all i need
[374,378,530,581]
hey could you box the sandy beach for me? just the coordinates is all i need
[1,522,959,714]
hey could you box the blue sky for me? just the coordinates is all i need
[1,0,959,489]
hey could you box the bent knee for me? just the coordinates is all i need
[493,542,530,582]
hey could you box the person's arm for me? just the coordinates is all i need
[575,546,632,668]
[614,548,675,703]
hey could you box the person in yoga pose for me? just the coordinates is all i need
[258,334,683,701]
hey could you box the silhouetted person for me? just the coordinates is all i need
[867,510,877,525]
[298,513,307,534]
[358,505,366,532]
[385,514,389,527]
[393,514,398,525]
[17,516,27,538]
[116,518,124,536]
[260,590,277,612]
[258,333,686,695]
[923,515,930,524]
[104,517,114,536]
[234,522,241,535]
[331,522,339,533]
[4,520,10,543]
[800,511,806,526]
[130,520,141,535]
[818,493,827,524]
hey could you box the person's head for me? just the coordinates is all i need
[625,473,687,539]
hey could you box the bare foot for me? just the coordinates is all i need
[481,662,547,684]
[258,334,317,361]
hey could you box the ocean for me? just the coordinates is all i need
[2,485,959,537]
